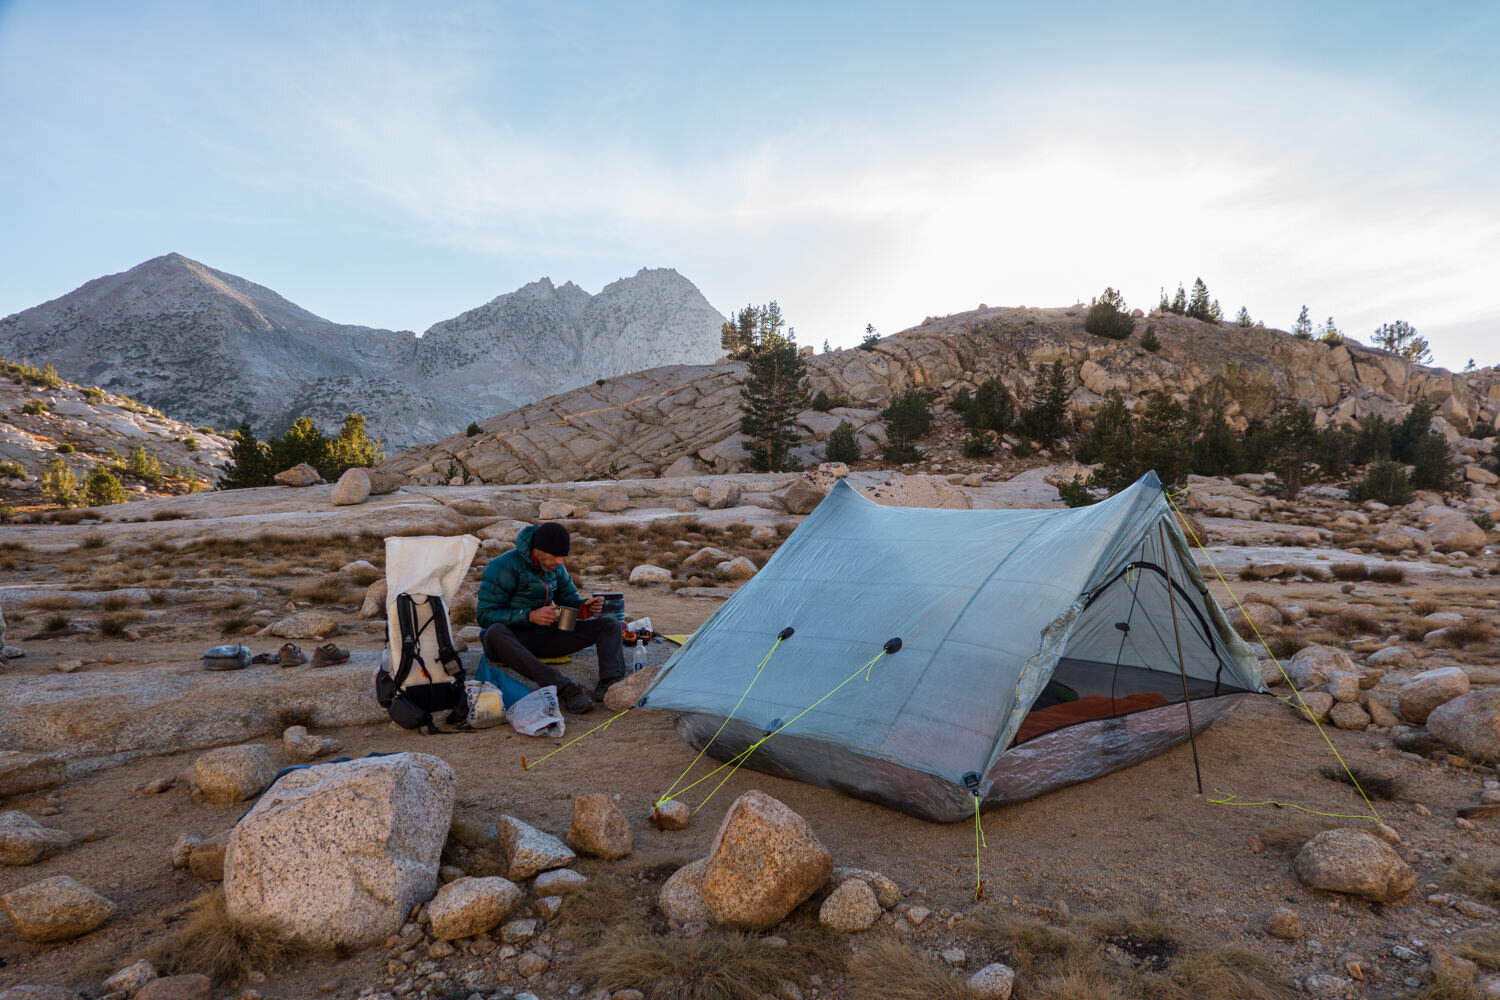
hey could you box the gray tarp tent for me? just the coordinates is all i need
[640,472,1265,822]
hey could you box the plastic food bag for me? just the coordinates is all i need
[507,685,565,738]
[464,680,506,729]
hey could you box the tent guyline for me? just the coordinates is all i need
[654,639,902,816]
[655,628,794,810]
[1163,489,1383,825]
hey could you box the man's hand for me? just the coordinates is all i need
[529,605,561,626]
[582,595,605,617]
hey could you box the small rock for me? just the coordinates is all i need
[0,811,74,866]
[264,612,340,640]
[941,947,967,967]
[0,874,116,942]
[425,876,523,940]
[534,868,589,893]
[603,666,659,712]
[102,960,157,995]
[567,794,633,859]
[1329,702,1371,731]
[828,866,900,909]
[498,816,575,881]
[906,904,930,926]
[818,879,880,932]
[1293,828,1416,902]
[535,895,563,920]
[192,744,275,804]
[331,468,372,506]
[359,579,389,619]
[283,726,343,763]
[517,951,549,978]
[1265,906,1304,940]
[716,557,758,581]
[967,962,1015,1000]
[653,799,691,831]
[501,917,538,943]
[1294,691,1335,724]
[135,975,212,1000]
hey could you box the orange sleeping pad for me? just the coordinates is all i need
[1014,692,1171,744]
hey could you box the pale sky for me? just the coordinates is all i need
[2,1,1497,371]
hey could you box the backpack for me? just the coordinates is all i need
[374,534,481,733]
[375,592,468,733]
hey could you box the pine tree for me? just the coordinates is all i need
[1158,287,1171,313]
[1018,361,1072,444]
[1170,284,1187,314]
[1269,406,1319,499]
[1292,306,1313,340]
[825,420,861,464]
[219,422,273,489]
[40,457,78,506]
[1372,320,1431,401]
[1134,394,1194,488]
[720,305,759,360]
[739,321,809,472]
[83,467,126,506]
[127,445,161,482]
[1191,411,1241,475]
[271,418,328,475]
[880,390,934,462]
[1186,279,1214,322]
[1234,306,1253,328]
[1319,316,1343,344]
[1078,390,1136,491]
[324,413,384,478]
[1209,299,1222,323]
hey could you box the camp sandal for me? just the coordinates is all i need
[312,643,350,668]
[559,683,594,714]
[278,643,308,667]
[249,651,279,665]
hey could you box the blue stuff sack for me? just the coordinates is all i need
[473,655,535,708]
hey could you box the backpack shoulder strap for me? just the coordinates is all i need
[425,594,465,682]
[392,593,425,688]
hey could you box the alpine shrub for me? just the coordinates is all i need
[83,467,127,507]
[961,431,997,458]
[825,420,861,464]
[954,377,1014,432]
[1084,287,1134,340]
[881,389,933,463]
[466,422,481,437]
[1350,460,1413,505]
[1140,325,1161,352]
[40,457,78,506]
[1058,474,1098,507]
[811,389,832,412]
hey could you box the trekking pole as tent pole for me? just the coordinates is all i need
[1159,521,1204,795]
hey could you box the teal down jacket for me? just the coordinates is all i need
[476,524,583,629]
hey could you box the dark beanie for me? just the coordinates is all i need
[532,522,570,557]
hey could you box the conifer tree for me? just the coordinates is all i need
[1292,306,1313,340]
[1170,284,1187,314]
[1234,306,1253,328]
[1019,361,1072,444]
[1186,278,1215,322]
[220,422,273,489]
[738,310,809,472]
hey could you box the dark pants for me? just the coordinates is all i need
[482,618,626,691]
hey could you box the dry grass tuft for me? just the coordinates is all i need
[1410,598,1440,616]
[289,576,353,604]
[1153,947,1297,1000]
[102,592,131,612]
[345,563,382,586]
[844,936,977,1000]
[1318,765,1401,800]
[247,560,296,579]
[1366,564,1405,583]
[215,613,253,636]
[450,600,477,627]
[1453,928,1500,971]
[1330,563,1368,581]
[141,889,307,985]
[98,610,144,637]
[576,921,846,1000]
[966,911,1087,974]
[147,588,169,605]
[1450,862,1500,904]
[25,594,79,610]
[1327,608,1381,637]
[1432,622,1495,648]
[1255,815,1340,855]
[80,532,107,549]
[41,613,71,633]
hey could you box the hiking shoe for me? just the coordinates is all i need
[559,683,594,714]
[312,643,350,668]
[278,643,307,667]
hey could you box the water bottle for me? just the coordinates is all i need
[632,637,645,673]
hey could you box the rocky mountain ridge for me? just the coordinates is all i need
[0,254,726,449]
[383,305,1500,486]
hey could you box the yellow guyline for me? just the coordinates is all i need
[1164,489,1383,825]
[654,631,790,809]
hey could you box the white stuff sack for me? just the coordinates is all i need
[508,685,565,738]
[465,680,505,729]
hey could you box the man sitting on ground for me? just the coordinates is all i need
[477,522,626,714]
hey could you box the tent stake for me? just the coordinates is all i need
[1159,522,1204,794]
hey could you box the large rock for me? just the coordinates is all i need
[1292,828,1415,902]
[628,564,673,586]
[968,963,1016,1000]
[496,815,575,881]
[274,463,322,487]
[829,866,901,909]
[1367,645,1415,669]
[705,481,741,509]
[0,752,66,798]
[364,469,403,495]
[134,976,211,1000]
[0,811,74,866]
[716,556,758,581]
[224,752,455,949]
[425,876,522,940]
[682,546,732,571]
[193,744,275,804]
[659,858,712,924]
[602,666,658,712]
[772,477,831,515]
[818,878,880,932]
[1237,602,1283,631]
[1428,515,1487,554]
[862,474,972,509]
[0,875,116,942]
[1286,645,1355,689]
[331,468,373,506]
[700,791,833,930]
[1398,667,1471,725]
[359,579,388,619]
[265,612,339,639]
[1427,690,1500,764]
[567,793,633,860]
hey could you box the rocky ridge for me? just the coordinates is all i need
[384,305,1500,485]
[0,255,725,449]
[0,365,230,508]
